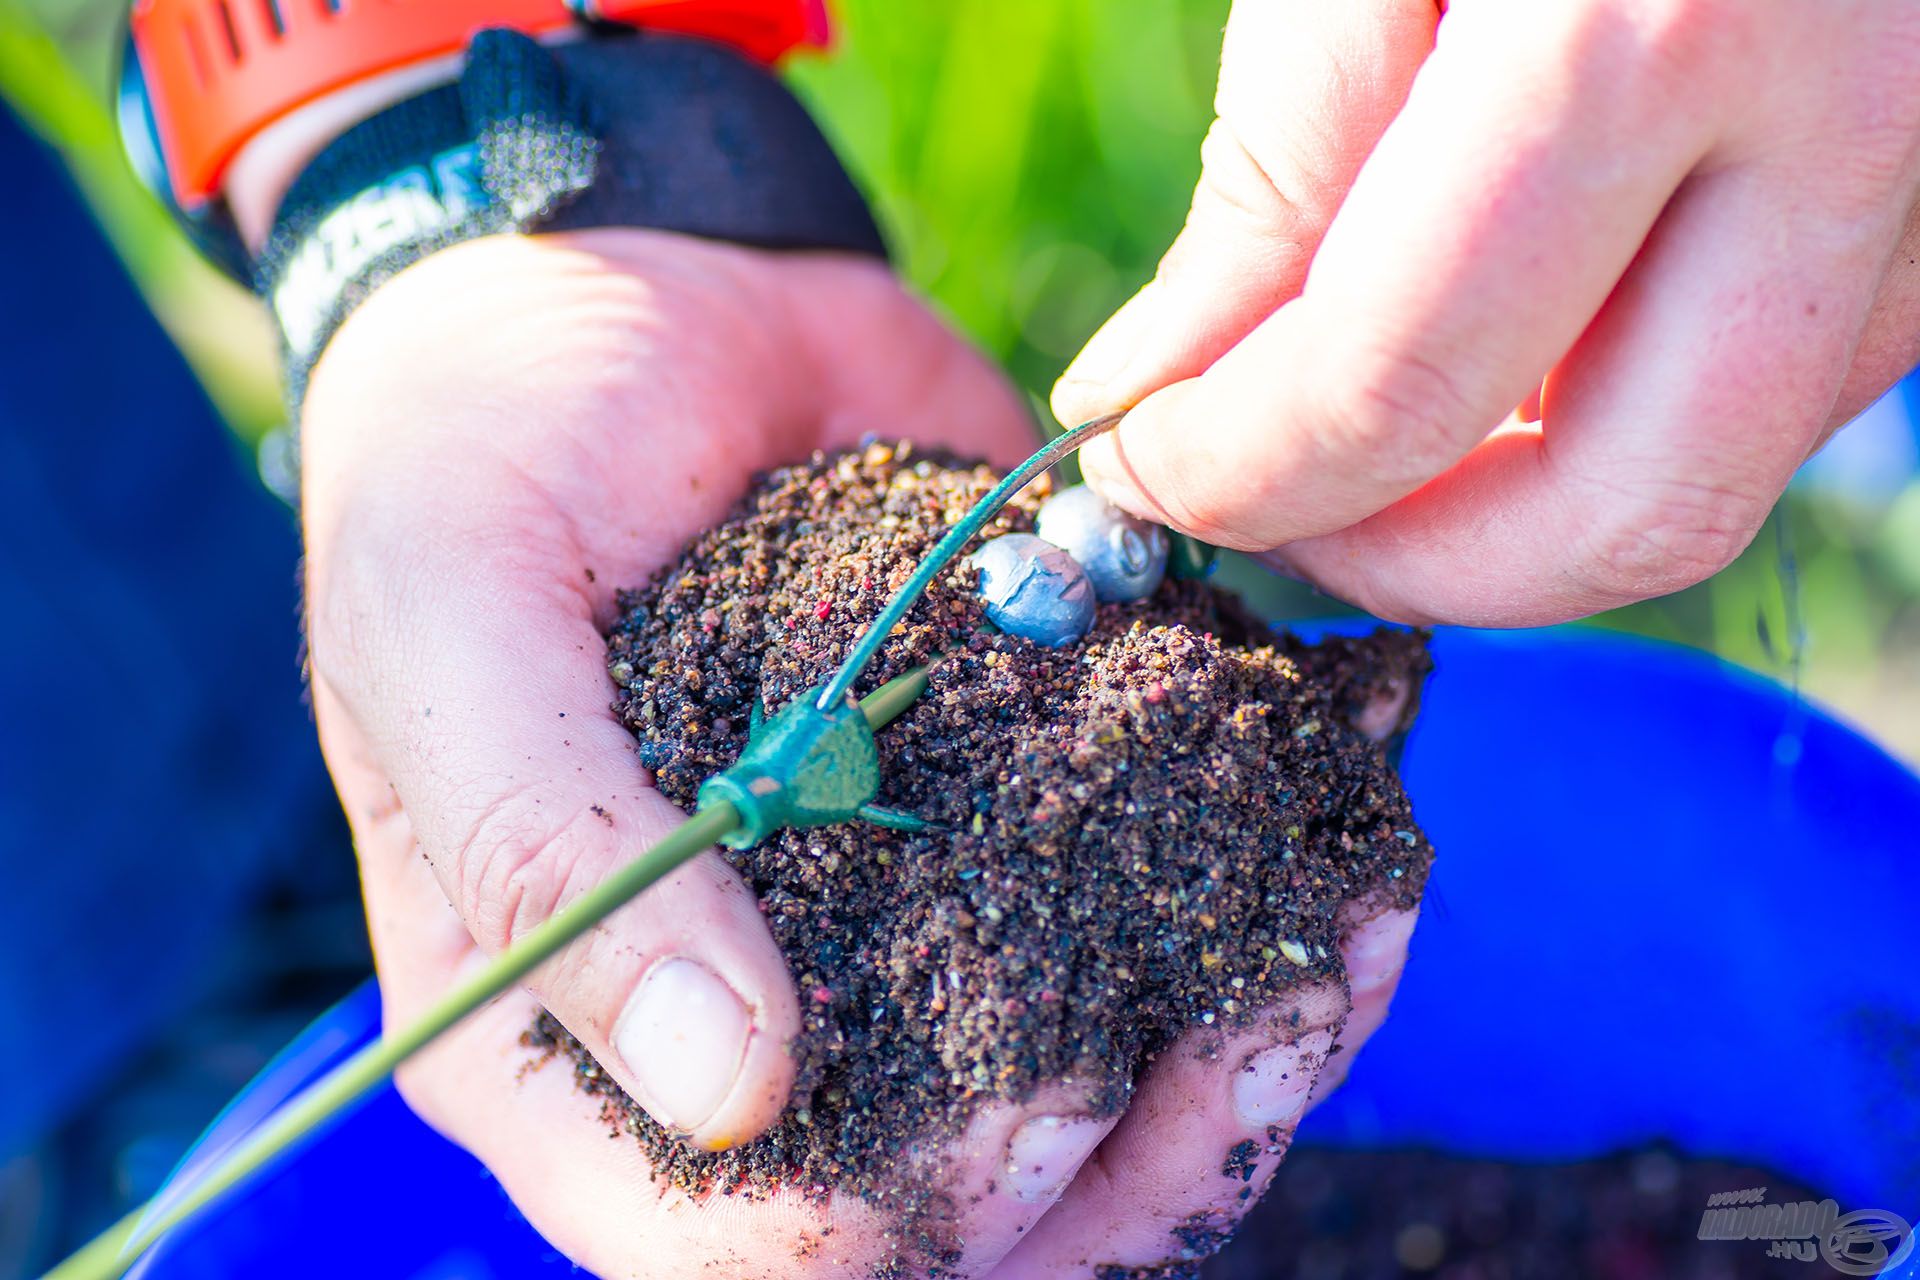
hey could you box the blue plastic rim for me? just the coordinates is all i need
[126,626,1920,1280]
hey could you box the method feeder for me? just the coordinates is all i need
[44,411,1129,1280]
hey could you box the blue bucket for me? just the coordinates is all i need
[124,626,1920,1279]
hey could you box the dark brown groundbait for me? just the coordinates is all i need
[524,443,1435,1271]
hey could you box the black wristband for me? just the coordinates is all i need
[255,27,886,407]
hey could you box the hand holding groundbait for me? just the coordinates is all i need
[105,5,1431,1273]
[1056,0,1920,627]
[290,233,1419,1279]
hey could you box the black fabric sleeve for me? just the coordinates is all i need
[254,27,885,408]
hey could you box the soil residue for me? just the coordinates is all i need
[525,443,1434,1268]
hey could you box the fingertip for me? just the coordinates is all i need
[1342,904,1419,994]
[1242,1030,1338,1133]
[1081,395,1177,524]
[1055,284,1163,423]
[713,956,807,1147]
[684,1024,800,1151]
[992,989,1348,1273]
[1074,433,1159,526]
[1084,383,1284,553]
[1049,376,1116,437]
[1001,1112,1112,1206]
[1310,903,1419,1105]
[887,1085,1120,1272]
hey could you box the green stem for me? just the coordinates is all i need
[855,661,931,725]
[45,672,932,1280]
[815,413,1124,710]
[46,802,737,1280]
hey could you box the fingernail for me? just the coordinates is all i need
[1004,1114,1106,1203]
[1353,679,1412,743]
[1347,914,1417,994]
[1349,956,1401,996]
[615,958,751,1133]
[1234,1028,1333,1128]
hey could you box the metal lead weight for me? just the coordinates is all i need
[969,533,1097,647]
[1035,484,1170,602]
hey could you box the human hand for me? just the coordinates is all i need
[1054,0,1920,626]
[299,232,1417,1277]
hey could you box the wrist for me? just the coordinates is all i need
[129,0,825,214]
[225,59,461,252]
[252,29,882,415]
[125,1,831,261]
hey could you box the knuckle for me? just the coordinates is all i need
[1193,116,1320,232]
[1258,980,1351,1040]
[1322,344,1485,483]
[1157,120,1316,298]
[1572,474,1765,603]
[1299,980,1354,1034]
[452,790,604,954]
[1628,0,1764,87]
[1191,119,1292,230]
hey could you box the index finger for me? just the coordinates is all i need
[1081,0,1726,551]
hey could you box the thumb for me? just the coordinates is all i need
[1053,0,1436,496]
[308,477,804,1151]
[295,234,813,1150]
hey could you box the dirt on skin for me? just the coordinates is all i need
[524,443,1434,1270]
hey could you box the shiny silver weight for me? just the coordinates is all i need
[969,533,1097,647]
[1034,484,1169,602]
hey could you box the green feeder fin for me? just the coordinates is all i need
[858,803,942,834]
[1168,531,1218,580]
[699,687,887,848]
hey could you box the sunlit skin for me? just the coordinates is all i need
[299,232,1415,1277]
[254,0,1920,1270]
[1056,0,1920,627]
[269,0,1920,1264]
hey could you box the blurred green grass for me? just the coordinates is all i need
[5,0,1918,761]
[0,0,284,432]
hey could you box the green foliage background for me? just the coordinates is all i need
[5,0,1919,760]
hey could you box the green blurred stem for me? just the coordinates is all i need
[46,802,737,1280]
[44,414,1079,1278]
[0,2,283,437]
[45,670,931,1280]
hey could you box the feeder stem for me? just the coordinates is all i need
[46,801,735,1280]
[46,671,931,1280]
